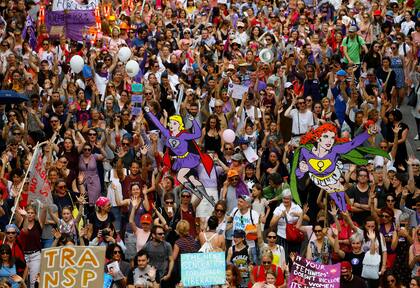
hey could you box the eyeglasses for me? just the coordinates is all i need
[5,232,16,235]
[83,148,91,151]
[165,201,174,205]
[215,209,225,213]
[113,250,122,255]
[267,235,277,239]
[122,143,130,146]
[181,194,191,198]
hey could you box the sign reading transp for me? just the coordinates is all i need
[40,246,106,288]
[181,252,226,287]
[288,255,340,288]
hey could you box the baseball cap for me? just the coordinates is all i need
[341,261,352,270]
[336,69,347,76]
[386,10,394,17]
[233,229,246,238]
[140,213,152,224]
[387,166,397,173]
[227,169,239,178]
[284,82,293,89]
[348,26,358,32]
[232,153,243,162]
[238,194,252,204]
[374,10,381,16]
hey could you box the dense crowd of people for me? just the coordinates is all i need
[0,0,418,287]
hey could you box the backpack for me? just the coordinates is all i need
[345,35,361,46]
[232,208,257,240]
[199,232,217,252]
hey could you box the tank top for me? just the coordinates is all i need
[204,131,221,153]
[232,245,250,288]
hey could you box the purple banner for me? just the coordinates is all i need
[288,256,340,288]
[45,10,95,41]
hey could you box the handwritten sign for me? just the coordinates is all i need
[40,246,106,288]
[27,146,53,205]
[228,83,249,100]
[288,256,340,288]
[132,83,143,93]
[52,0,98,11]
[181,252,225,287]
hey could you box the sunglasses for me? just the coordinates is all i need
[181,194,191,198]
[144,92,153,95]
[165,201,174,205]
[122,143,130,146]
[0,251,9,255]
[386,199,395,202]
[262,261,271,265]
[267,235,277,239]
[12,132,21,135]
[83,148,91,151]
[224,147,233,150]
[314,229,323,233]
[5,232,16,235]
[297,102,305,105]
[215,209,225,213]
[156,232,165,236]
[113,250,122,255]
[88,133,97,136]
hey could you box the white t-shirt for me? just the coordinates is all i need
[288,109,314,135]
[235,106,262,132]
[230,207,260,248]
[273,203,302,239]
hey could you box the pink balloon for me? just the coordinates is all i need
[222,129,236,143]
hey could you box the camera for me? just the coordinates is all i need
[101,229,110,237]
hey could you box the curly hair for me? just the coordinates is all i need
[299,123,349,145]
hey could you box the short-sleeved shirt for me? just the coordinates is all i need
[142,240,172,278]
[341,35,365,64]
[230,208,260,248]
[127,265,157,286]
[272,203,302,239]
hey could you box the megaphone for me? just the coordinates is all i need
[259,48,274,64]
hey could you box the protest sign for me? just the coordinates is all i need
[52,0,98,11]
[40,246,106,288]
[27,146,53,205]
[228,83,249,100]
[181,252,225,287]
[288,256,340,288]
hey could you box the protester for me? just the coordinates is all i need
[0,0,417,287]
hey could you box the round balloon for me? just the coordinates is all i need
[70,55,84,73]
[125,60,140,77]
[222,129,236,143]
[118,47,132,62]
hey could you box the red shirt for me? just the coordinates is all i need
[249,264,284,287]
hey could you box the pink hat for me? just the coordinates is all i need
[96,196,110,207]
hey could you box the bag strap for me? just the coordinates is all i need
[383,70,392,90]
[250,208,254,225]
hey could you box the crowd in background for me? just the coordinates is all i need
[0,0,418,287]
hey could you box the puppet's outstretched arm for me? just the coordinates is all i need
[182,118,202,140]
[333,130,370,155]
[145,110,170,138]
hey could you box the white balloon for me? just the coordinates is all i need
[69,55,84,73]
[125,60,140,77]
[222,129,236,143]
[118,47,132,62]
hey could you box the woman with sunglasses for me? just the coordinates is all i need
[383,270,405,288]
[257,228,287,274]
[105,243,130,286]
[0,225,25,279]
[2,110,23,141]
[0,245,25,288]
[79,143,105,207]
[305,221,334,264]
[248,250,285,288]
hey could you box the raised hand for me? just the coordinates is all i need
[299,161,309,173]
[367,229,376,241]
[140,145,149,155]
[144,106,150,113]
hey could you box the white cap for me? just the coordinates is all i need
[284,82,293,89]
[227,63,235,70]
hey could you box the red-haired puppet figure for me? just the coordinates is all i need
[290,122,388,211]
